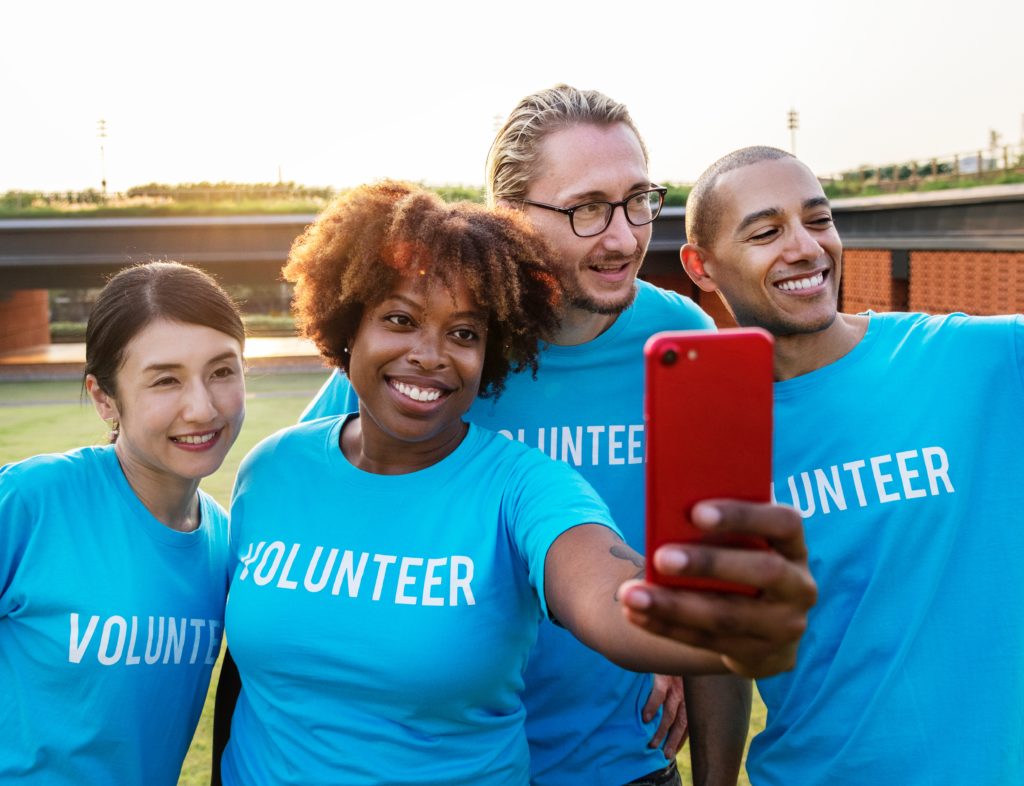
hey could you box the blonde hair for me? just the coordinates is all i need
[485,84,649,206]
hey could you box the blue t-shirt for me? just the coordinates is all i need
[749,312,1024,785]
[221,417,617,786]
[0,445,229,786]
[300,280,713,785]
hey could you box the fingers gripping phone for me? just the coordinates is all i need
[644,328,774,594]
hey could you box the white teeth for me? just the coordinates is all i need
[777,272,824,292]
[394,381,443,402]
[173,432,216,445]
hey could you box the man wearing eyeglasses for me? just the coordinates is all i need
[301,85,789,786]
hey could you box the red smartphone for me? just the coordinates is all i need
[644,328,774,594]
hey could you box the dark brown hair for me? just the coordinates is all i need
[85,261,245,398]
[686,146,795,248]
[284,180,561,398]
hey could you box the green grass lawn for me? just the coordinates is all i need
[0,370,766,786]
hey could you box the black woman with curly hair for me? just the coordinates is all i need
[214,182,797,786]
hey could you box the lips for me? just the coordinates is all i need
[585,253,640,283]
[389,378,450,404]
[170,429,222,450]
[774,270,827,293]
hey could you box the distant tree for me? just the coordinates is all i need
[661,182,691,207]
[426,184,486,203]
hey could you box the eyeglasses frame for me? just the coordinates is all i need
[518,186,669,238]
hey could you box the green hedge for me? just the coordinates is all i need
[49,316,299,343]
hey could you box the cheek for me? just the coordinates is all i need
[636,223,654,248]
[218,385,247,423]
[457,347,487,388]
[117,395,168,439]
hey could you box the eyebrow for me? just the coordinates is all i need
[142,351,240,373]
[563,181,653,205]
[735,197,832,234]
[384,294,487,321]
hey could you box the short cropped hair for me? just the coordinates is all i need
[485,84,649,206]
[85,261,244,399]
[686,146,795,248]
[283,181,561,399]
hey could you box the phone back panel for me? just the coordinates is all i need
[644,328,774,593]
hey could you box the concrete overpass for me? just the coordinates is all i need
[3,184,1024,290]
[1,184,1023,350]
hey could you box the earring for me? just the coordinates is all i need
[110,418,120,441]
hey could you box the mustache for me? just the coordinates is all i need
[582,248,644,267]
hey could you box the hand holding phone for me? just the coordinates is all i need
[644,328,774,594]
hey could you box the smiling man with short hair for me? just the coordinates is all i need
[682,146,1024,785]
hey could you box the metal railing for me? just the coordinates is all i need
[824,143,1024,196]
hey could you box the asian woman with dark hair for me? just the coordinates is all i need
[0,261,246,785]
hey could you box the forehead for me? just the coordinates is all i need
[529,122,648,201]
[379,274,481,313]
[121,318,241,368]
[715,158,826,231]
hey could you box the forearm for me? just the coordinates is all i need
[685,674,751,786]
[546,524,727,676]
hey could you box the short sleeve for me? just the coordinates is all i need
[299,369,358,422]
[0,469,32,617]
[503,452,619,620]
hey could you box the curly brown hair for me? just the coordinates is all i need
[284,180,561,398]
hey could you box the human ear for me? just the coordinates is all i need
[680,244,719,293]
[85,374,119,423]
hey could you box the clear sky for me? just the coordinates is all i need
[2,0,1021,193]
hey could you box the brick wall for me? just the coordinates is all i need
[0,290,50,354]
[841,249,895,312]
[909,251,1024,314]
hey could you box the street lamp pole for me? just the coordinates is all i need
[97,119,108,196]
[787,108,799,155]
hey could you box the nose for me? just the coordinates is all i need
[406,331,446,370]
[182,380,218,423]
[599,203,641,255]
[783,222,824,264]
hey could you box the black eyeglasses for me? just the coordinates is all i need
[519,186,668,238]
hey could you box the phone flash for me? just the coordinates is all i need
[687,349,698,361]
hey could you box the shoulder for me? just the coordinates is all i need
[633,280,714,329]
[0,447,113,538]
[873,310,1021,344]
[1,445,110,497]
[238,417,340,479]
[299,369,354,422]
[866,312,1024,383]
[198,489,230,531]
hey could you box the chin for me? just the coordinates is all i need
[569,286,638,316]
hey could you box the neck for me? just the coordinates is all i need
[773,313,869,381]
[547,304,620,346]
[341,414,468,475]
[114,445,201,532]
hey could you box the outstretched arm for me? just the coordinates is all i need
[545,500,815,679]
[619,500,816,678]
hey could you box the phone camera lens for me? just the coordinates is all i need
[661,349,678,366]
